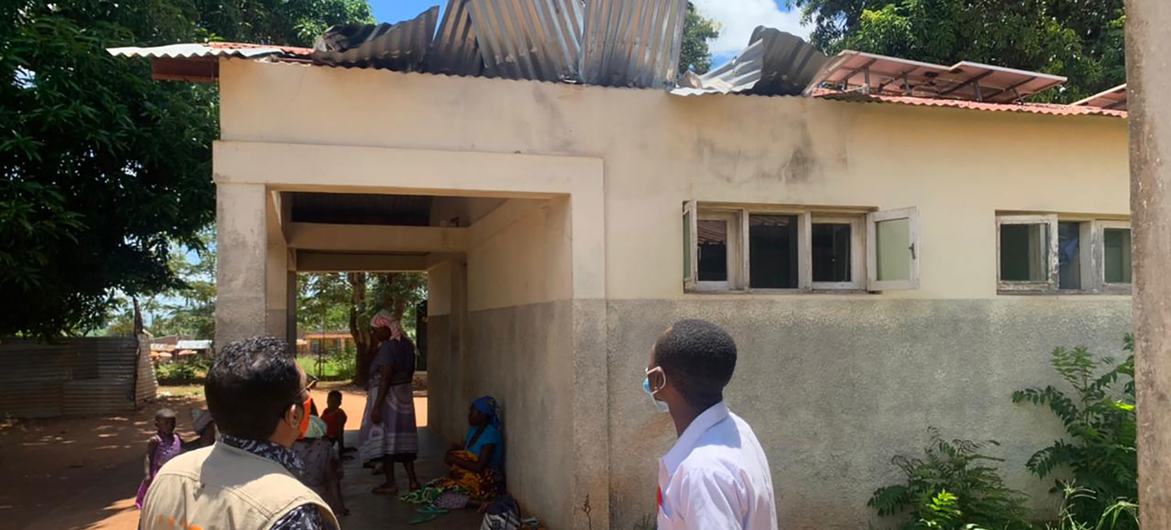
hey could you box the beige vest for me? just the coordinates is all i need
[140,443,339,530]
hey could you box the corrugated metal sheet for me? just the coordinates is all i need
[0,337,146,419]
[312,6,439,70]
[465,0,585,82]
[580,0,686,88]
[425,0,484,76]
[672,27,828,96]
[135,335,158,404]
[108,42,307,59]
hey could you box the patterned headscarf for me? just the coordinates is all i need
[370,309,403,340]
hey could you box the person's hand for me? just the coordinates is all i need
[371,408,383,425]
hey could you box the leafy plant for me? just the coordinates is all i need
[1042,483,1138,530]
[1013,337,1136,529]
[869,428,1030,530]
[156,362,200,385]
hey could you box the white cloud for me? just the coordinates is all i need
[692,0,812,57]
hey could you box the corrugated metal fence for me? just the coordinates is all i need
[0,335,157,418]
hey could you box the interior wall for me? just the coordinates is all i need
[427,198,576,528]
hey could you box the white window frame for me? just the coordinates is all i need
[866,207,921,291]
[996,214,1058,293]
[683,202,898,294]
[695,210,743,292]
[809,215,865,290]
[744,208,808,292]
[1096,220,1132,293]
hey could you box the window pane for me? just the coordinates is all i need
[698,219,728,282]
[1058,222,1081,290]
[812,223,851,282]
[1000,223,1049,282]
[683,209,693,280]
[749,215,798,288]
[1104,228,1132,284]
[876,218,911,282]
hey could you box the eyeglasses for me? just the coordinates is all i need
[299,375,319,400]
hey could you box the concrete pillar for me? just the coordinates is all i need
[1125,2,1171,526]
[215,183,268,346]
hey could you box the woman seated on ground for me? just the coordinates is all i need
[293,416,350,516]
[436,396,505,503]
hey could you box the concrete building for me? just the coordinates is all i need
[115,37,1131,530]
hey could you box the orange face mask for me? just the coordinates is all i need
[298,397,313,439]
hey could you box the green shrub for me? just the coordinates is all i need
[869,428,1030,530]
[1013,337,1137,529]
[156,362,200,385]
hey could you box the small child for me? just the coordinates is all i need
[320,390,351,457]
[135,408,182,509]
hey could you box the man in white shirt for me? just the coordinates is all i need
[643,319,778,530]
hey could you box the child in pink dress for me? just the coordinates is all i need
[135,408,182,509]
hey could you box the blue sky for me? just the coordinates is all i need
[367,0,810,64]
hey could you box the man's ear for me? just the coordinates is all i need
[285,403,300,425]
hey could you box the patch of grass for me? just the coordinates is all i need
[297,353,355,382]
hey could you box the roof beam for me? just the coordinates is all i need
[940,70,995,96]
[841,58,878,88]
[295,251,431,272]
[287,222,467,253]
[980,76,1035,102]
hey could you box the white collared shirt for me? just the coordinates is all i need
[657,402,778,530]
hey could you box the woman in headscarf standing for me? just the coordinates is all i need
[359,309,421,494]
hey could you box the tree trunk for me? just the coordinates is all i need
[348,272,372,387]
[1126,4,1171,526]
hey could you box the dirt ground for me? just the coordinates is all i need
[0,382,454,530]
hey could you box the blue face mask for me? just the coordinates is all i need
[643,367,670,413]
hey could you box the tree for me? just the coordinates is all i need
[0,0,372,338]
[679,2,720,75]
[294,271,427,385]
[786,0,1125,101]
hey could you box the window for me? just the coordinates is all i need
[997,214,1130,294]
[1099,221,1132,288]
[811,217,864,289]
[683,202,919,292]
[749,214,799,289]
[867,208,920,290]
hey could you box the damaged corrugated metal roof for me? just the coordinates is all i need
[467,0,585,82]
[312,6,439,70]
[580,0,687,88]
[673,27,828,96]
[108,2,1122,118]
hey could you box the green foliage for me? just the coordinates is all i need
[679,2,719,75]
[1,0,371,338]
[298,273,352,332]
[1013,338,1136,529]
[1041,484,1137,530]
[869,428,1030,530]
[155,356,209,385]
[786,0,1125,102]
[297,350,355,382]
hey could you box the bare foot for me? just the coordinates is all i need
[409,481,422,492]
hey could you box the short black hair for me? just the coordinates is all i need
[205,336,301,441]
[328,390,342,400]
[653,319,737,410]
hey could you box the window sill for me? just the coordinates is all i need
[997,289,1133,296]
[684,288,873,295]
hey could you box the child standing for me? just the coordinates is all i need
[321,390,350,457]
[135,408,182,509]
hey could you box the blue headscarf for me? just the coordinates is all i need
[472,396,501,429]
